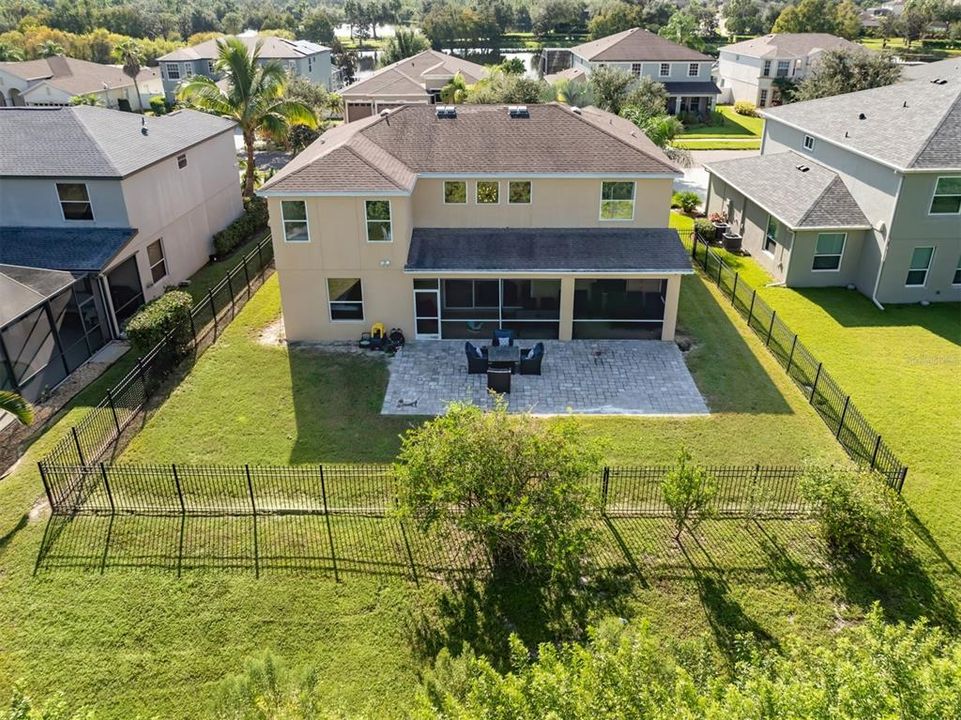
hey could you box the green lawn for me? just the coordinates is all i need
[678,105,764,140]
[672,139,762,150]
[858,37,961,58]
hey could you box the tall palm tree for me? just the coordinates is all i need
[440,72,469,104]
[178,38,318,198]
[113,39,145,113]
[0,391,34,426]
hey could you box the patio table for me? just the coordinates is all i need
[487,344,521,369]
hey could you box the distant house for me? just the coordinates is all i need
[339,50,488,123]
[0,106,243,400]
[703,78,961,305]
[0,56,161,110]
[545,28,719,118]
[717,34,863,108]
[157,32,335,102]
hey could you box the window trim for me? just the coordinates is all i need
[759,89,768,107]
[776,60,790,78]
[811,232,846,272]
[508,180,532,205]
[364,199,393,242]
[803,135,815,152]
[443,180,467,205]
[762,60,771,77]
[280,200,310,243]
[599,181,636,221]
[658,62,670,77]
[166,63,180,80]
[905,246,935,287]
[475,180,500,205]
[56,182,94,222]
[763,215,778,256]
[177,153,187,169]
[207,60,215,74]
[631,63,642,78]
[688,62,699,77]
[147,238,167,284]
[326,278,365,323]
[928,175,961,216]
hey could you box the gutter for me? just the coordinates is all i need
[870,173,904,311]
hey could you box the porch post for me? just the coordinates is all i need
[558,277,575,341]
[660,275,681,341]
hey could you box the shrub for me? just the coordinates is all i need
[148,95,167,115]
[694,218,716,240]
[672,191,700,214]
[124,290,193,375]
[213,196,268,257]
[799,466,907,573]
[733,100,757,116]
[661,450,716,541]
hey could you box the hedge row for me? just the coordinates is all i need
[213,196,269,257]
[124,290,194,375]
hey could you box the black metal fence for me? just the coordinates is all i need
[40,236,274,471]
[40,462,815,519]
[691,233,908,491]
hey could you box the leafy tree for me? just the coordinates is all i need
[394,400,601,578]
[300,7,337,45]
[875,14,900,47]
[723,0,764,37]
[623,76,668,120]
[221,11,244,36]
[588,64,633,114]
[69,92,102,106]
[550,77,594,106]
[834,0,862,40]
[38,39,63,56]
[178,38,317,198]
[687,0,719,37]
[0,41,23,61]
[772,0,839,34]
[381,27,430,65]
[531,0,585,37]
[660,450,716,541]
[900,3,933,46]
[113,38,144,112]
[794,47,900,101]
[215,651,320,719]
[498,56,526,75]
[587,1,643,39]
[658,10,706,51]
[48,0,92,35]
[0,391,33,426]
[466,69,548,104]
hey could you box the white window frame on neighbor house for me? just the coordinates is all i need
[659,63,670,77]
[928,176,961,215]
[56,182,94,221]
[327,278,365,322]
[759,89,768,107]
[508,180,532,204]
[763,215,778,255]
[905,246,935,287]
[631,63,642,78]
[803,135,815,151]
[688,63,699,77]
[166,63,180,80]
[762,60,771,77]
[147,238,167,284]
[599,181,635,221]
[812,232,846,272]
[475,180,500,205]
[184,64,194,78]
[776,60,790,78]
[443,180,467,204]
[365,199,393,242]
[281,200,310,243]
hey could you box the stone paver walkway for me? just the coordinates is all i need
[382,340,709,416]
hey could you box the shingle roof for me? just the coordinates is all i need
[0,106,235,178]
[544,67,588,85]
[720,33,863,59]
[705,152,871,229]
[405,227,693,273]
[0,56,158,97]
[0,264,78,325]
[0,227,137,271]
[340,50,487,99]
[900,57,961,83]
[662,81,721,95]
[762,77,961,170]
[260,103,679,195]
[571,28,711,62]
[158,34,327,62]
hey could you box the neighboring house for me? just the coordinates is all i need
[0,106,243,400]
[0,55,161,110]
[339,50,487,123]
[703,78,961,305]
[717,34,863,107]
[544,28,720,118]
[157,32,335,102]
[900,57,961,83]
[258,103,691,343]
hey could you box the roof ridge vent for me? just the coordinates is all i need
[570,106,582,114]
[795,164,810,172]
[507,105,529,118]
[435,105,457,119]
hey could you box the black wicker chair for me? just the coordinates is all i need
[519,342,545,375]
[487,367,511,393]
[465,341,488,374]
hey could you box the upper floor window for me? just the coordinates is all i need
[444,181,467,204]
[177,153,187,169]
[688,63,699,77]
[759,89,768,107]
[803,135,815,151]
[281,200,309,242]
[308,56,315,72]
[776,60,790,78]
[57,183,93,221]
[930,176,961,214]
[509,181,531,204]
[954,256,961,285]
[659,63,670,77]
[600,181,635,221]
[764,216,778,254]
[147,239,167,283]
[812,232,845,271]
[906,246,934,286]
[762,60,771,77]
[365,200,392,242]
[207,60,215,74]
[631,63,642,78]
[184,64,194,78]
[166,63,180,80]
[476,181,499,204]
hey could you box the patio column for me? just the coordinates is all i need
[661,275,681,341]
[559,276,575,340]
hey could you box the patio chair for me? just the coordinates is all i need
[487,367,511,393]
[465,341,488,374]
[491,328,515,347]
[519,342,544,375]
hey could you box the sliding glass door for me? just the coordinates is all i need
[432,278,561,340]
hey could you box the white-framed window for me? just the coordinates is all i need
[764,215,778,255]
[600,181,635,221]
[444,180,467,204]
[812,232,845,271]
[954,256,961,285]
[659,62,670,77]
[147,239,167,284]
[803,135,815,151]
[365,200,392,242]
[166,63,180,80]
[281,200,309,242]
[177,153,187,169]
[776,60,790,78]
[327,278,364,321]
[688,62,699,77]
[184,64,193,78]
[759,89,768,107]
[762,60,771,77]
[207,60,215,74]
[508,181,531,204]
[631,63,642,78]
[905,246,934,286]
[476,181,499,204]
[56,183,93,221]
[929,176,961,214]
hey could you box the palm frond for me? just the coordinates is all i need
[0,391,34,426]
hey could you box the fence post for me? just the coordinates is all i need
[242,257,251,300]
[106,388,121,437]
[136,356,149,400]
[188,312,198,348]
[810,363,822,404]
[730,273,739,304]
[785,335,798,376]
[71,426,86,467]
[691,233,698,260]
[836,395,850,439]
[319,465,339,582]
[602,467,610,514]
[870,435,882,470]
[765,311,776,347]
[898,467,908,494]
[100,463,115,514]
[716,256,723,286]
[245,465,259,578]
[38,462,56,511]
[747,290,757,328]
[256,241,266,281]
[226,271,236,317]
[208,289,218,340]
[172,464,186,515]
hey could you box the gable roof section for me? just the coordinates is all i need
[0,106,235,178]
[720,33,862,59]
[0,56,158,96]
[260,103,679,195]
[705,152,871,229]
[0,227,137,272]
[571,28,711,63]
[158,34,327,62]
[900,57,961,83]
[340,50,487,99]
[762,78,961,170]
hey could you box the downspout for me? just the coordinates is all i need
[870,173,904,311]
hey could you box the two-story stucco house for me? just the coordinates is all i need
[544,28,719,118]
[717,33,863,108]
[0,105,243,400]
[704,78,961,305]
[258,103,692,343]
[157,33,335,102]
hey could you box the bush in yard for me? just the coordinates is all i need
[661,450,716,541]
[213,196,268,257]
[394,398,601,580]
[1,683,90,719]
[215,651,321,719]
[799,465,907,573]
[733,100,757,117]
[148,95,168,115]
[124,290,193,374]
[672,191,700,214]
[693,218,716,240]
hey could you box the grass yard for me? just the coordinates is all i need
[678,105,764,139]
[672,138,762,150]
[858,37,961,58]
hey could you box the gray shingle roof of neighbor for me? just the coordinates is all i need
[704,152,871,229]
[0,264,78,325]
[761,77,961,170]
[405,227,693,273]
[571,27,711,62]
[0,227,137,272]
[259,103,679,195]
[899,57,961,83]
[340,50,488,98]
[719,33,863,59]
[158,34,328,62]
[0,106,235,178]
[661,81,722,95]
[0,56,158,96]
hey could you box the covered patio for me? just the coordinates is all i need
[381,339,709,416]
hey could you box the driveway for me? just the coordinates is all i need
[673,148,760,203]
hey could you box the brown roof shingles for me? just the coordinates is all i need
[571,28,711,63]
[340,50,487,99]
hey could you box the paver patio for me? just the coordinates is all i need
[381,340,709,416]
